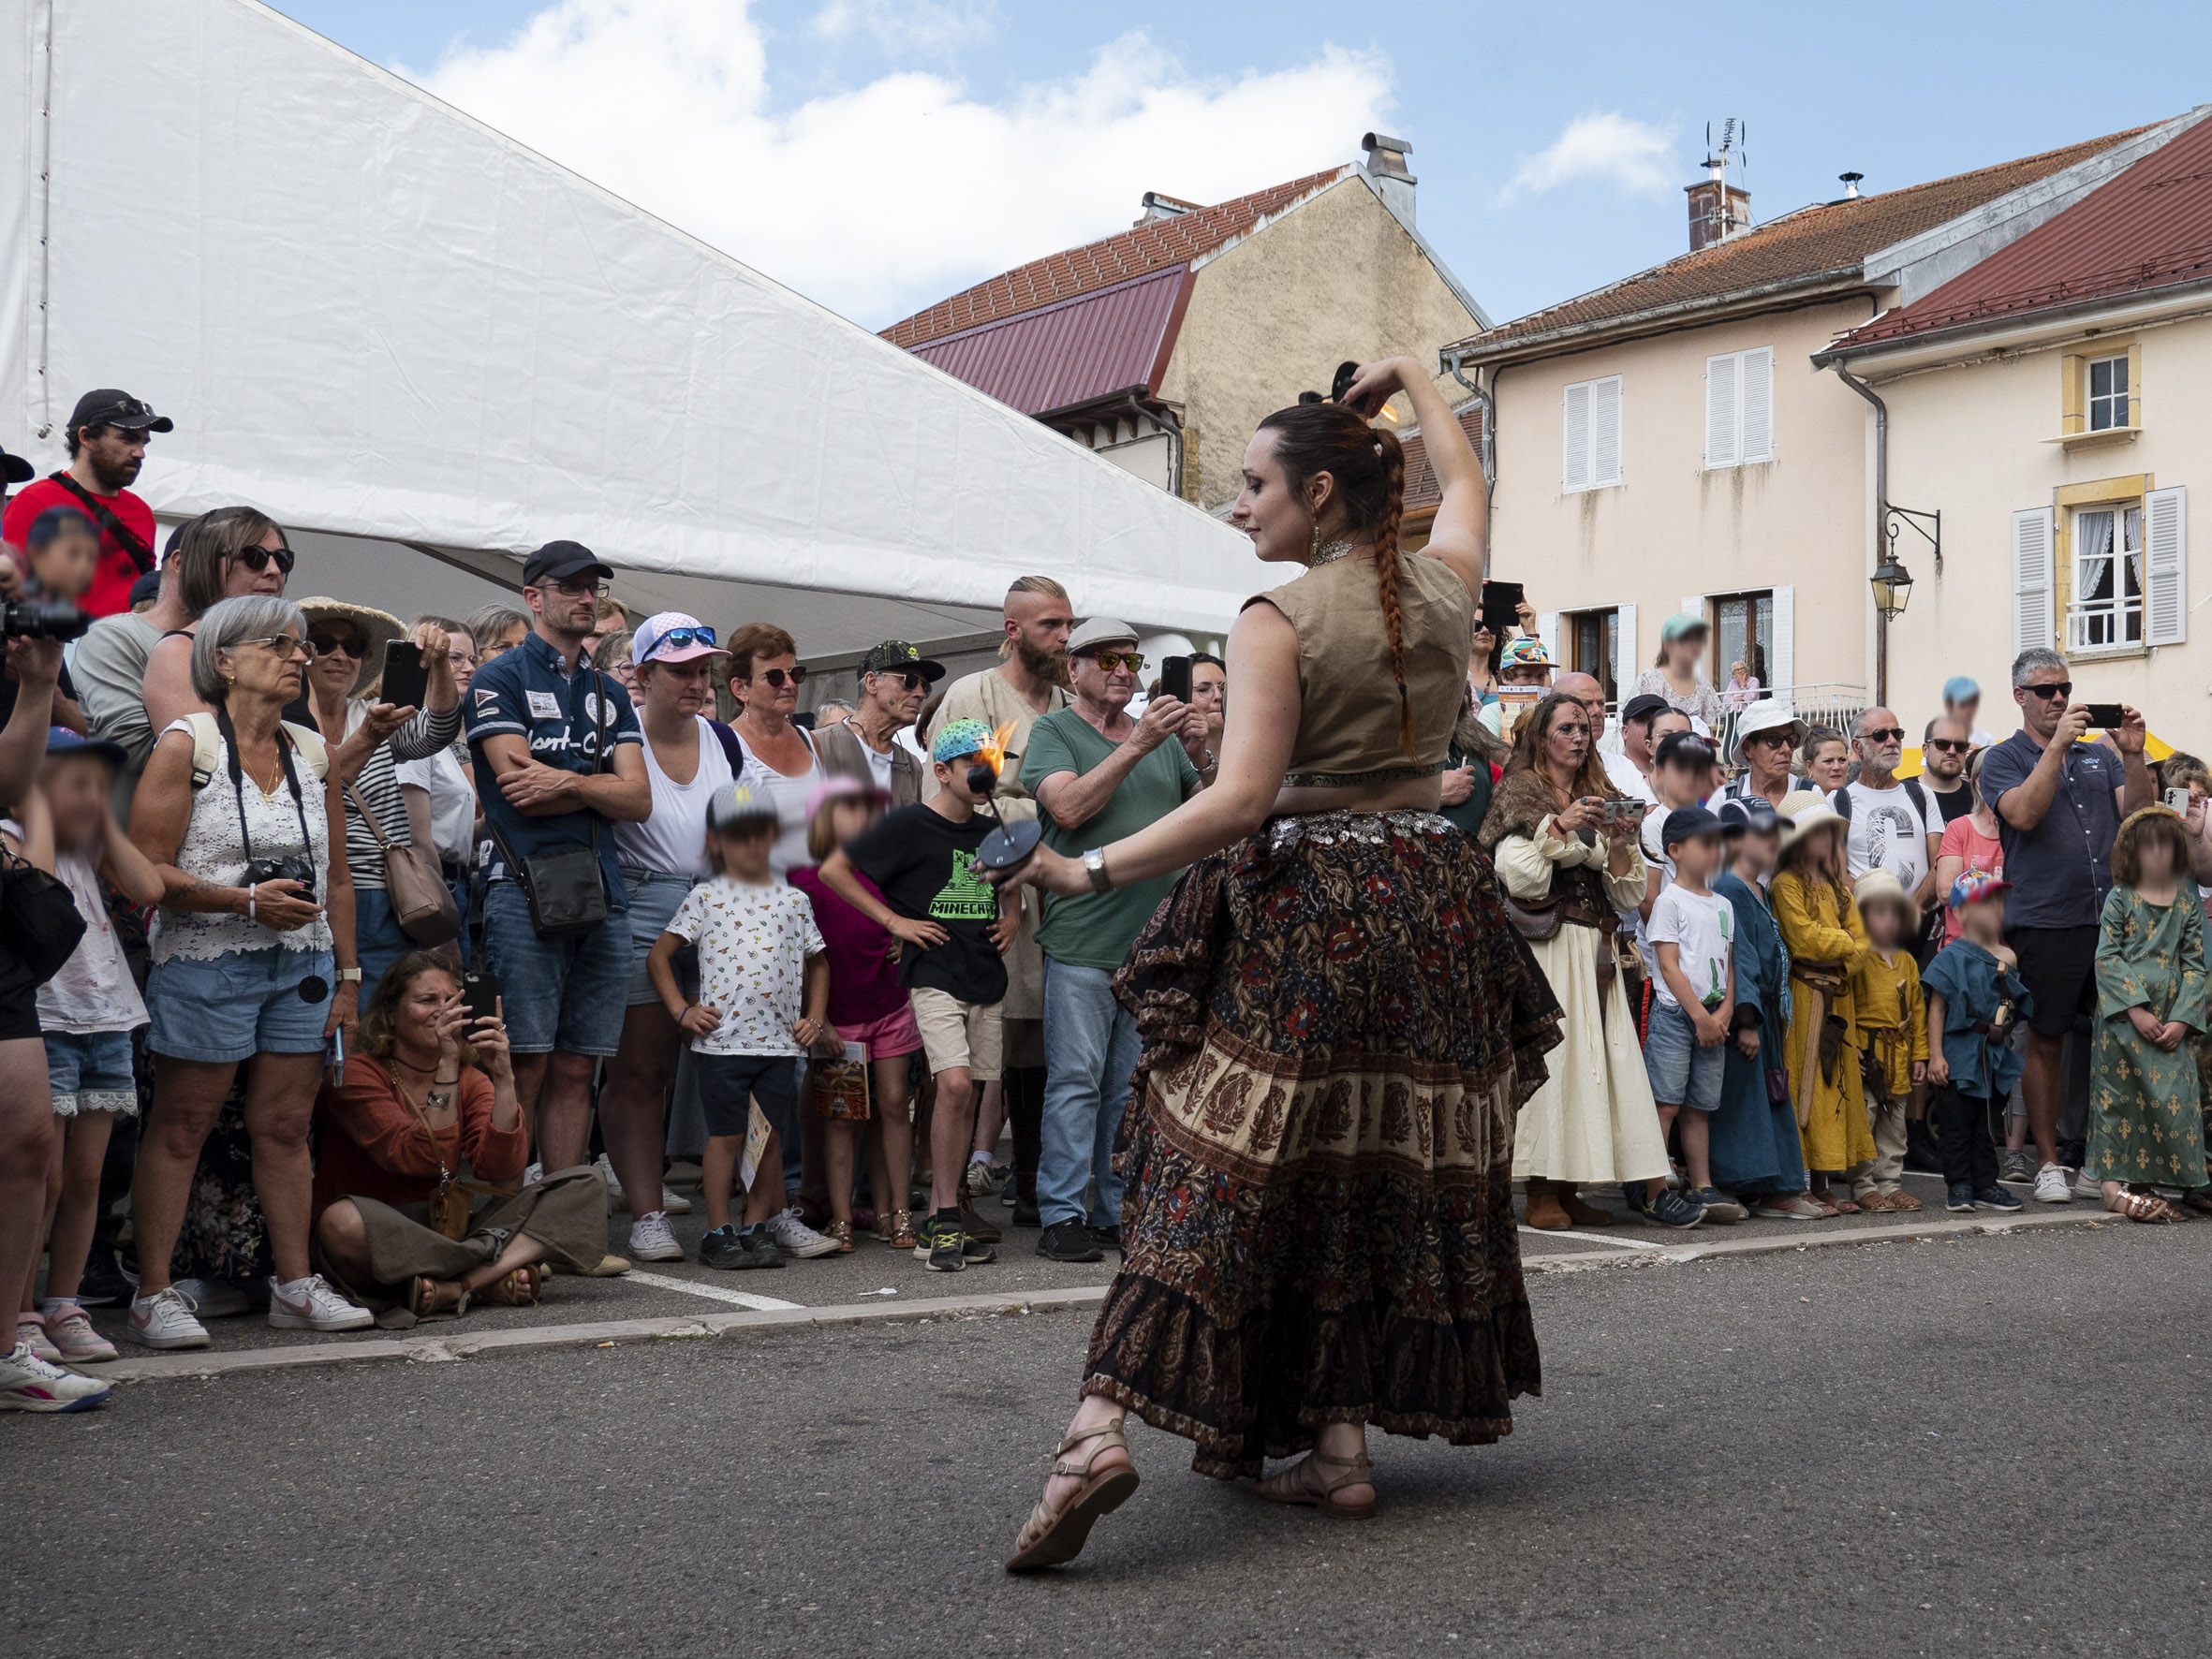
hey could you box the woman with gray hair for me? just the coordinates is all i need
[124,595,371,1352]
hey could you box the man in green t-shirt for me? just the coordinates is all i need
[1020,618,1214,1261]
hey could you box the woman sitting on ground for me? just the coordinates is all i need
[312,951,609,1318]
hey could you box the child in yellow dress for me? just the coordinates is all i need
[1771,794,1876,1214]
[1848,870,1928,1212]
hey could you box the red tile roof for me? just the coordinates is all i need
[1827,112,2212,354]
[904,265,1194,418]
[1451,127,2149,359]
[1401,404,1486,517]
[881,168,1349,349]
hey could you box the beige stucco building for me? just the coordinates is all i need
[1425,116,2197,726]
[1817,108,2212,740]
[884,135,1483,514]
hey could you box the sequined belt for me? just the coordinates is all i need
[1263,809,1456,851]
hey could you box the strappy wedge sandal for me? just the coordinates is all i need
[2108,1187,2176,1224]
[1257,1448,1377,1520]
[1005,1417,1139,1573]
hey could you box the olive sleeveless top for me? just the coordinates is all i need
[1246,551,1474,788]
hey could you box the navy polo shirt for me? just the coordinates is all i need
[1979,729,2130,930]
[465,631,642,895]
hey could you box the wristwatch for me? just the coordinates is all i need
[1084,847,1113,894]
[335,968,363,985]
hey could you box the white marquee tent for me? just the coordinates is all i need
[0,0,1255,668]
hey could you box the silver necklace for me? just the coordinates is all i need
[1308,537,1359,567]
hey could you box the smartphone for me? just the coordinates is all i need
[2080,701,2127,729]
[462,967,501,1025]
[328,1025,345,1087]
[1479,579,1525,636]
[1158,655,1192,705]
[380,639,428,711]
[2168,787,2195,815]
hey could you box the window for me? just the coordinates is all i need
[1703,346,1774,468]
[2087,353,2130,432]
[1710,591,1774,686]
[1569,609,1619,707]
[1563,375,1621,492]
[2067,502,2144,650]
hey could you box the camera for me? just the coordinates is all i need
[2,592,90,641]
[243,857,317,901]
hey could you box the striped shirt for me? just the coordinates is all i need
[337,698,464,891]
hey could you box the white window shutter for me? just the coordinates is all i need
[1769,585,1793,696]
[2146,485,2188,646]
[1614,602,1638,692]
[2012,507,2056,653]
[1704,352,1739,467]
[1592,376,1622,487]
[1539,611,1561,668]
[1563,383,1591,492]
[1741,347,1774,462]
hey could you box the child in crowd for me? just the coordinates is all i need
[1772,795,1875,1216]
[649,785,836,1270]
[1923,873,2030,1213]
[1710,799,1819,1218]
[819,719,1017,1272]
[2084,809,2209,1222]
[1638,731,1719,1026]
[11,507,99,732]
[1847,871,1928,1213]
[790,776,923,1253]
[6,729,164,1371]
[1639,806,1742,1224]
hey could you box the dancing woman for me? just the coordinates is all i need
[993,359,1561,1570]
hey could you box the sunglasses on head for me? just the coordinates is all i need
[1087,650,1147,673]
[306,634,360,659]
[2024,682,2072,700]
[650,624,715,653]
[1860,727,1906,744]
[756,666,807,688]
[231,544,296,576]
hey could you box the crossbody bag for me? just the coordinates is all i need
[344,779,461,945]
[479,669,612,939]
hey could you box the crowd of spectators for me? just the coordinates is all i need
[6,386,2210,1417]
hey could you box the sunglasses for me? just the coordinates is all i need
[1745,730,1794,747]
[756,666,808,688]
[1860,727,1907,744]
[231,544,296,576]
[2024,682,2072,700]
[238,634,310,659]
[1926,738,1970,754]
[306,634,361,659]
[876,668,925,691]
[650,625,716,652]
[1087,650,1147,673]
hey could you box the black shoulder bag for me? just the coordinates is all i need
[479,670,612,940]
[0,845,88,986]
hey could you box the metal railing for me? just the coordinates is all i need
[1593,683,1869,756]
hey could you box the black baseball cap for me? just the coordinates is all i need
[126,569,164,609]
[1655,730,1717,771]
[521,539,612,587]
[1660,804,1725,851]
[67,389,172,436]
[0,440,33,485]
[857,639,945,683]
[1620,693,1672,727]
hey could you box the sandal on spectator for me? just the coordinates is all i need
[1752,1195,1826,1221]
[2107,1188,2175,1224]
[1883,1189,1923,1211]
[1005,1416,1139,1572]
[879,1210,919,1250]
[824,1219,855,1254]
[1853,1191,1893,1213]
[477,1265,543,1306]
[1257,1448,1377,1520]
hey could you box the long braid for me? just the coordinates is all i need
[1370,427,1415,759]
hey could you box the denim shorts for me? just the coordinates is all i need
[621,866,700,1006]
[145,947,336,1064]
[43,1029,140,1117]
[1643,1000,1725,1110]
[695,1050,801,1143]
[479,880,631,1057]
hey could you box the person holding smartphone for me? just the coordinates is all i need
[1977,650,2155,1203]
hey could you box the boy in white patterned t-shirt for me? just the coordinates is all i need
[648,785,833,1270]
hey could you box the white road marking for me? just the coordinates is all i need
[1520,1226,1665,1251]
[623,1270,801,1312]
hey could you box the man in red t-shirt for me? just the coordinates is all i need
[1,389,171,619]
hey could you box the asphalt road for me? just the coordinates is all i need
[11,1224,2210,1658]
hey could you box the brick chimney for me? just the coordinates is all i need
[1362,133,1417,226]
[1685,165,1749,252]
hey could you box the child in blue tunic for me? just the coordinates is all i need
[1709,799,1814,1216]
[1922,872,2031,1213]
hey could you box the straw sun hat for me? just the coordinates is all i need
[296,597,406,699]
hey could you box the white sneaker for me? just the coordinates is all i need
[266,1274,374,1332]
[628,1211,685,1262]
[127,1286,211,1350]
[0,1341,111,1413]
[16,1314,61,1362]
[2032,1163,2073,1204]
[173,1277,251,1319]
[963,1157,998,1197]
[524,1161,544,1186]
[40,1302,118,1364]
[2072,1167,2103,1200]
[596,1152,625,1206]
[765,1206,840,1258]
[660,1184,693,1216]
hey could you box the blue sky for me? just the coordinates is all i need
[270,1,2212,331]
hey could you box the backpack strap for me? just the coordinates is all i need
[708,719,748,777]
[1904,777,1928,825]
[281,720,330,781]
[183,712,222,790]
[45,472,155,575]
[1831,786,1852,822]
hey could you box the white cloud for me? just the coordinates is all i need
[810,0,997,57]
[411,0,1392,327]
[1499,112,1678,203]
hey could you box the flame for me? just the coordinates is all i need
[1377,404,1400,423]
[974,720,1018,776]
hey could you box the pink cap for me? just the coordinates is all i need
[631,612,728,666]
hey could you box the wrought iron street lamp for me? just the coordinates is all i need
[1870,556,1913,620]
